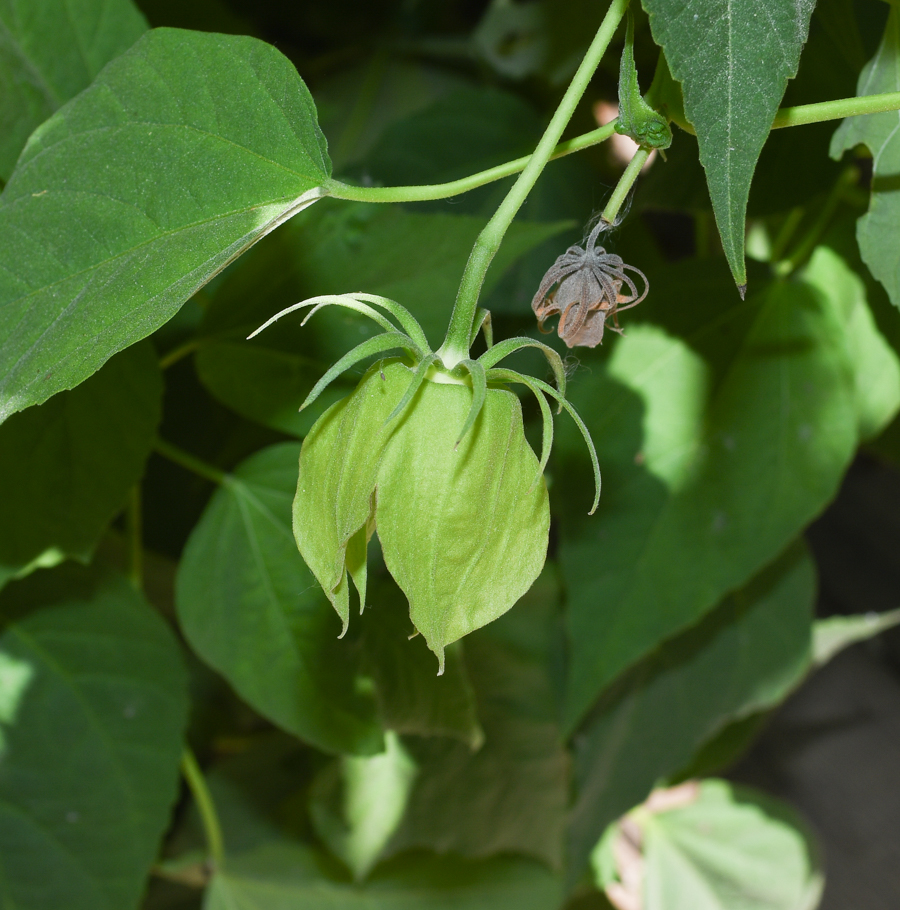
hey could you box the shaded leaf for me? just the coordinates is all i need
[642,0,816,287]
[560,248,899,730]
[196,201,570,436]
[0,342,161,589]
[0,0,147,180]
[204,842,563,910]
[386,572,569,869]
[0,27,331,422]
[567,542,815,879]
[0,566,189,910]
[316,58,469,173]
[360,580,483,749]
[175,442,383,756]
[831,7,900,311]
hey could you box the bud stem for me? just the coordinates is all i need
[436,0,631,367]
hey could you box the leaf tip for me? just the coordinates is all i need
[737,283,747,301]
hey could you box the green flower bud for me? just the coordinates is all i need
[293,360,550,672]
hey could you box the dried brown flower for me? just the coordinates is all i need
[531,219,648,348]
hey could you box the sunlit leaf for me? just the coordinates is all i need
[560,249,899,730]
[0,27,331,422]
[831,7,900,311]
[594,780,823,910]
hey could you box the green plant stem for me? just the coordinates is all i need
[772,91,900,129]
[602,146,651,224]
[159,339,202,370]
[326,121,618,204]
[768,206,805,263]
[777,167,858,274]
[154,438,227,485]
[436,0,629,365]
[181,748,225,869]
[126,485,143,590]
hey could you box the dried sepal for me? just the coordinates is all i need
[532,220,648,348]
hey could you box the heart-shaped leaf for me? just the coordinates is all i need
[0,27,331,422]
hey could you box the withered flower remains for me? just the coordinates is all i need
[532,219,648,348]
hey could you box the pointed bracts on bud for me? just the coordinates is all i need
[251,292,601,667]
[293,361,550,671]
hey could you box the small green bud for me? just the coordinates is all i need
[293,360,550,673]
[616,11,673,152]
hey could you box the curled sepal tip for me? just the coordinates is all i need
[487,367,601,515]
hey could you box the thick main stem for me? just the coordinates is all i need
[437,0,630,366]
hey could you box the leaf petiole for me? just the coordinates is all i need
[180,748,226,869]
[325,121,619,204]
[154,439,228,486]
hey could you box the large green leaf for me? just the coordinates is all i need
[594,780,823,910]
[0,0,147,181]
[831,7,900,311]
[195,201,570,436]
[567,543,814,880]
[0,342,161,589]
[385,572,569,869]
[641,0,816,288]
[204,842,563,910]
[0,566,189,910]
[0,27,331,423]
[175,442,382,756]
[560,247,899,730]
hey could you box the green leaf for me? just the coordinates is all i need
[602,780,823,910]
[831,7,900,310]
[196,201,570,436]
[560,249,899,730]
[0,565,189,910]
[204,842,563,910]
[0,342,161,590]
[294,361,550,671]
[360,580,484,749]
[567,543,814,880]
[813,608,900,667]
[0,27,331,422]
[641,0,816,288]
[0,0,147,181]
[385,572,569,869]
[175,442,383,756]
[310,731,418,880]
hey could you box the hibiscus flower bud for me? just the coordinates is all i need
[293,360,550,673]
